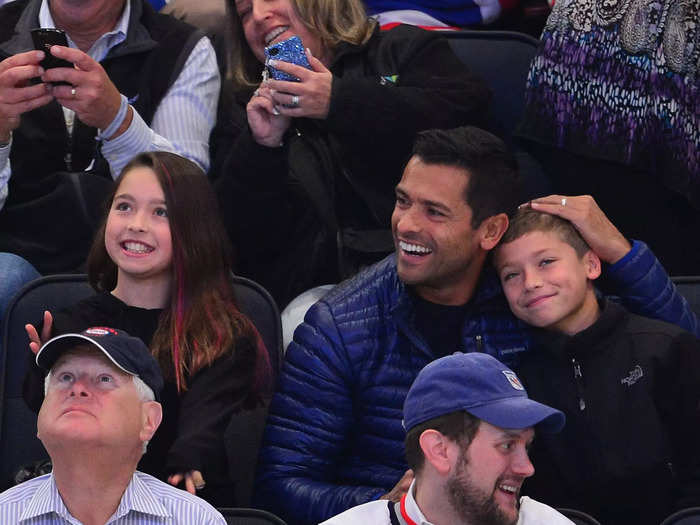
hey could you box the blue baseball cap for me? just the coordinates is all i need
[36,327,164,402]
[403,353,564,433]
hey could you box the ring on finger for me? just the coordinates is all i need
[195,482,206,490]
[70,86,76,98]
[290,94,300,108]
[561,197,567,207]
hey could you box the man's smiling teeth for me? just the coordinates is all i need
[399,241,432,255]
[500,484,517,494]
[123,241,153,254]
[265,26,288,45]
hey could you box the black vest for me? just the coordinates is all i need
[0,0,203,272]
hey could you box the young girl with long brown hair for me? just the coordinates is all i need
[25,151,271,505]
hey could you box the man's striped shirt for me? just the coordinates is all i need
[0,471,226,524]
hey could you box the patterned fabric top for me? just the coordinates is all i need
[518,0,699,206]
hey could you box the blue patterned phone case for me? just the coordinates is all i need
[264,36,311,82]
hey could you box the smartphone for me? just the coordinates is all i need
[31,28,73,76]
[264,36,311,82]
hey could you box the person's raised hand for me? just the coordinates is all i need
[528,194,631,264]
[247,84,291,148]
[0,51,53,140]
[168,470,206,495]
[264,48,332,120]
[25,310,54,355]
[379,469,414,502]
[41,46,130,137]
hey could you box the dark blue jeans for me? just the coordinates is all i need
[0,252,40,322]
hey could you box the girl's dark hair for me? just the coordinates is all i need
[88,152,271,396]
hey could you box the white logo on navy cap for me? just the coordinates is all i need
[84,327,117,337]
[502,370,524,390]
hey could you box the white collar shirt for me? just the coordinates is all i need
[403,480,432,525]
[38,0,129,60]
[320,481,574,525]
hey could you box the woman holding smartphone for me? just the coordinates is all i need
[211,0,490,308]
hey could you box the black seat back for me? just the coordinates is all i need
[671,276,700,319]
[0,275,94,488]
[445,30,539,142]
[217,507,288,525]
[556,508,603,525]
[660,507,700,525]
[231,274,283,379]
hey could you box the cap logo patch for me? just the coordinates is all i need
[502,370,524,390]
[85,327,117,336]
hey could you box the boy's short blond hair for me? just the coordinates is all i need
[499,207,590,257]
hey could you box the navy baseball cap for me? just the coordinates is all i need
[403,353,564,433]
[36,327,164,402]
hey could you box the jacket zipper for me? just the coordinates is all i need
[64,110,75,171]
[571,357,586,411]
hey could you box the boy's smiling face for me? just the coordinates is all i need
[494,230,601,335]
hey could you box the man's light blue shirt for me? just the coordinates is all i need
[0,471,227,524]
[0,0,220,209]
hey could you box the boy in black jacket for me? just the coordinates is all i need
[492,206,700,525]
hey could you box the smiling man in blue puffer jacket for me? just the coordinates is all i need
[254,126,698,525]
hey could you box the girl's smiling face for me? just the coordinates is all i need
[104,167,173,285]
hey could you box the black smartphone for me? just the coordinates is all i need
[31,28,73,73]
[264,36,311,82]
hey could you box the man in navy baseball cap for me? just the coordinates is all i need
[321,353,571,525]
[36,327,164,401]
[402,351,564,434]
[0,327,227,524]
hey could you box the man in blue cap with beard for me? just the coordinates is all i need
[323,352,573,525]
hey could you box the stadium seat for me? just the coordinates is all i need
[671,276,700,319]
[218,507,287,525]
[444,30,539,142]
[0,274,93,488]
[444,30,551,200]
[660,508,700,525]
[556,508,603,525]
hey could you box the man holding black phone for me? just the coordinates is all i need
[0,0,220,274]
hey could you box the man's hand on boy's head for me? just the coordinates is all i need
[526,195,631,264]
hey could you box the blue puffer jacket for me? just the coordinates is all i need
[254,241,697,525]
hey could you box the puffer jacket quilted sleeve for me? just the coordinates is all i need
[254,303,384,523]
[605,241,699,337]
[254,260,409,525]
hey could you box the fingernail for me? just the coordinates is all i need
[272,106,280,115]
[306,47,312,57]
[269,88,275,95]
[268,59,277,67]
